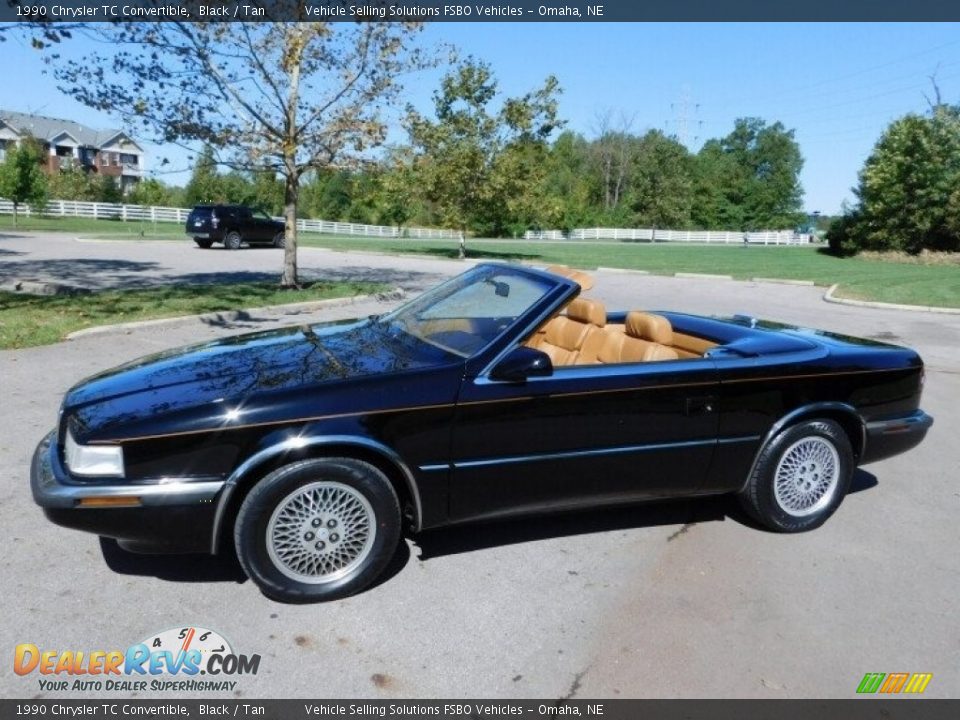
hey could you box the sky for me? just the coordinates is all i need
[1,22,958,216]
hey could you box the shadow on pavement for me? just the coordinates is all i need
[721,468,878,532]
[300,265,448,291]
[415,469,880,559]
[413,496,729,561]
[99,537,248,584]
[94,470,879,591]
[0,258,446,294]
[848,468,879,494]
[0,258,162,289]
[97,531,410,595]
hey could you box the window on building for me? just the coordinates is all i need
[120,153,139,167]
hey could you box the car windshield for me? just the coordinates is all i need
[379,266,556,358]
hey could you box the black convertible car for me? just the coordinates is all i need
[32,264,932,602]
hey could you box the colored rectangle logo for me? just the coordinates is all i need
[857,672,932,694]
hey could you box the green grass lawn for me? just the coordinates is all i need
[302,236,960,308]
[0,280,383,349]
[0,213,187,237]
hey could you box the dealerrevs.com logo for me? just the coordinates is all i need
[14,626,261,693]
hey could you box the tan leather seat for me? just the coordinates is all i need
[591,311,679,364]
[670,331,717,358]
[545,265,595,291]
[534,297,606,366]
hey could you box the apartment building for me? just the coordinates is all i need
[0,110,145,193]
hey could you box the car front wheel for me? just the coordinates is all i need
[193,238,213,249]
[234,458,401,602]
[272,231,285,248]
[224,231,243,250]
[738,419,854,532]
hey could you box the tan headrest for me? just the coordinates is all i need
[567,270,595,291]
[545,265,595,291]
[625,312,673,344]
[566,298,606,327]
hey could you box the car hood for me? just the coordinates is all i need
[64,318,455,441]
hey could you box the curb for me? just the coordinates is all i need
[596,266,650,275]
[751,277,816,286]
[674,272,733,280]
[65,288,406,340]
[823,284,960,314]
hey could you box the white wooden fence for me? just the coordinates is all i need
[0,198,459,239]
[526,227,812,245]
[0,198,809,244]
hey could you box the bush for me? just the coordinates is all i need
[834,108,960,256]
[825,213,861,257]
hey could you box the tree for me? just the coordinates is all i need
[406,59,563,247]
[48,165,98,201]
[44,17,436,286]
[300,169,354,221]
[693,118,804,230]
[541,131,594,231]
[692,140,745,229]
[629,130,694,228]
[376,148,421,231]
[183,146,223,207]
[0,137,48,226]
[93,174,122,204]
[127,177,177,207]
[589,111,635,213]
[251,167,284,217]
[830,106,960,254]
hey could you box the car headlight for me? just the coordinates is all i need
[64,431,125,478]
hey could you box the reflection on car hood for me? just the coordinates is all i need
[63,319,454,440]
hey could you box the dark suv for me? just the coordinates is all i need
[185,205,286,249]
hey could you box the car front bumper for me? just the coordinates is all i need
[31,430,224,553]
[861,410,934,464]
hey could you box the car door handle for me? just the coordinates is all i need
[685,397,714,415]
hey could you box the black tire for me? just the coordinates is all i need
[272,231,285,248]
[193,238,213,249]
[224,230,243,250]
[234,458,401,603]
[738,419,854,533]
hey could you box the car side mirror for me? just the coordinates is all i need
[490,347,553,383]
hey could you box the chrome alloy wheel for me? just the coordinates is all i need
[266,481,376,584]
[773,436,841,517]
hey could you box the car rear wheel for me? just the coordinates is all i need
[272,231,285,248]
[234,458,401,602]
[193,238,213,249]
[738,419,854,532]
[224,231,243,250]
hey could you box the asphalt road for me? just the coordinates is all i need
[1,232,957,700]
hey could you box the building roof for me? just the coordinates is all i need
[0,109,143,150]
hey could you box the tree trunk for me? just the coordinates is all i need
[280,25,304,289]
[281,168,299,288]
[12,201,18,228]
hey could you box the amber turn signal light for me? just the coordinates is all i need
[77,496,142,508]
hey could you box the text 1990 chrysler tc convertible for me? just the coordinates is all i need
[32,264,933,602]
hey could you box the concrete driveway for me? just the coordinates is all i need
[1,232,957,699]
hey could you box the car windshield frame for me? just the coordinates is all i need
[378,265,560,359]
